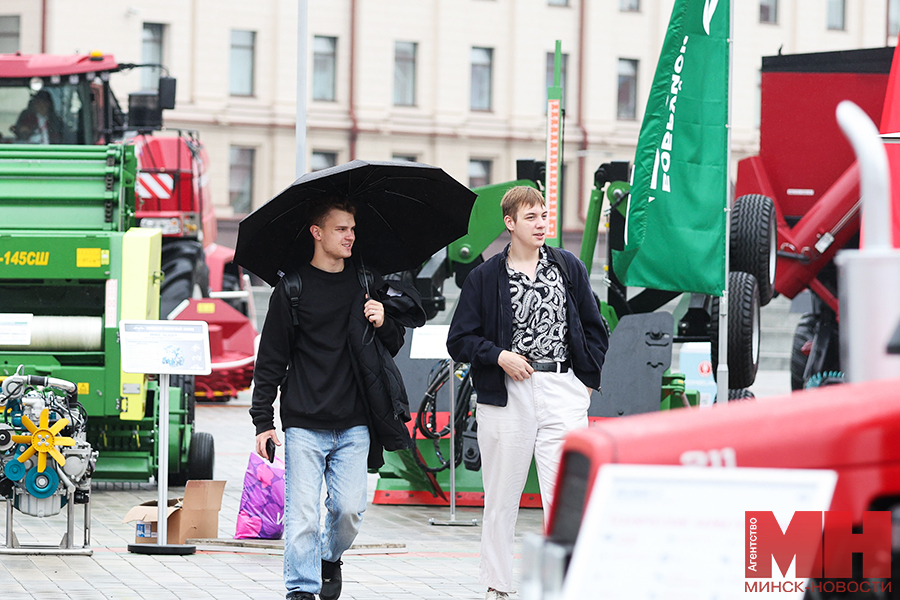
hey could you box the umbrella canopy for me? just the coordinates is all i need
[234,160,477,286]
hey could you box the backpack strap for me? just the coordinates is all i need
[283,266,373,329]
[283,270,302,328]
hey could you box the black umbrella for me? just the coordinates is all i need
[234,160,477,286]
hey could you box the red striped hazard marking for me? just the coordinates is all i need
[137,173,174,199]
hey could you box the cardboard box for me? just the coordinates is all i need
[122,480,226,545]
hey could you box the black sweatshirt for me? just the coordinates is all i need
[250,262,401,434]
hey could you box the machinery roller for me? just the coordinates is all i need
[0,316,102,351]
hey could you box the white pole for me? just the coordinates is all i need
[716,0,734,405]
[296,0,308,178]
[157,373,170,545]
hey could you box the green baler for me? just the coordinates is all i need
[0,144,213,482]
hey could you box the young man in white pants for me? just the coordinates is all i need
[447,186,609,600]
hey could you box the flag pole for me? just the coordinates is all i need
[716,0,734,405]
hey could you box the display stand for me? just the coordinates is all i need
[1,486,93,556]
[409,326,478,527]
[119,320,211,555]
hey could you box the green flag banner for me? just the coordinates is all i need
[612,0,729,296]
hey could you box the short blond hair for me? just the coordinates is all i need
[501,186,545,222]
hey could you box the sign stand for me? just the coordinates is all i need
[118,320,212,555]
[410,326,477,527]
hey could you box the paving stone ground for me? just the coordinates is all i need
[0,394,543,600]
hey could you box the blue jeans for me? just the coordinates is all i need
[283,426,370,595]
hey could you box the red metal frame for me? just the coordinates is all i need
[734,48,895,310]
[173,298,257,400]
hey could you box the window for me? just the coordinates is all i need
[230,30,256,96]
[471,47,493,111]
[394,41,417,106]
[229,147,255,215]
[392,154,417,163]
[827,0,845,30]
[311,151,338,172]
[0,16,20,53]
[546,52,568,110]
[760,0,778,24]
[313,36,337,102]
[142,23,164,91]
[620,0,640,11]
[892,0,900,37]
[469,159,491,188]
[617,59,638,120]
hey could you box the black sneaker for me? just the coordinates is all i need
[320,559,343,600]
[287,593,316,600]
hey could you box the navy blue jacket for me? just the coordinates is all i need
[446,245,608,406]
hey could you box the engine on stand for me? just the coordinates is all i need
[0,367,97,554]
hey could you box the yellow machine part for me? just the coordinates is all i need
[118,228,162,421]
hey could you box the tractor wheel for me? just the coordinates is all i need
[221,262,248,315]
[710,271,761,389]
[187,431,215,481]
[728,388,755,401]
[160,240,210,319]
[171,374,196,424]
[730,194,777,306]
[790,313,817,391]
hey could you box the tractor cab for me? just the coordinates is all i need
[0,52,174,146]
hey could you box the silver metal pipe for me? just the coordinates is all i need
[835,100,900,382]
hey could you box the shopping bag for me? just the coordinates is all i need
[234,451,285,539]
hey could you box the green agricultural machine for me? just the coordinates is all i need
[376,162,703,507]
[0,144,213,483]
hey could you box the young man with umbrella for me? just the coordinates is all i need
[447,186,609,600]
[250,198,423,600]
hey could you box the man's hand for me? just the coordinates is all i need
[364,296,385,328]
[498,350,534,382]
[256,429,281,459]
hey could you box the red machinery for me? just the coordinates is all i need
[544,381,900,594]
[549,382,900,536]
[734,46,897,390]
[0,52,257,400]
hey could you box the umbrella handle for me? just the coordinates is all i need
[358,256,375,346]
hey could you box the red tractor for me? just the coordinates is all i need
[0,51,256,400]
[735,46,898,390]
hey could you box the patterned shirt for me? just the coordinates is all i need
[507,246,569,362]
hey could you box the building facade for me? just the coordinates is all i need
[3,0,899,234]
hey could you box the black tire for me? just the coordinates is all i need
[221,262,248,315]
[728,388,755,401]
[187,431,215,481]
[790,313,817,391]
[710,271,761,389]
[170,374,196,424]
[730,194,777,306]
[160,239,210,319]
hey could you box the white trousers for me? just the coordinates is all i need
[476,369,590,592]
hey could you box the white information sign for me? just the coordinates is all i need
[119,320,211,375]
[0,313,33,345]
[410,324,451,360]
[561,464,837,600]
